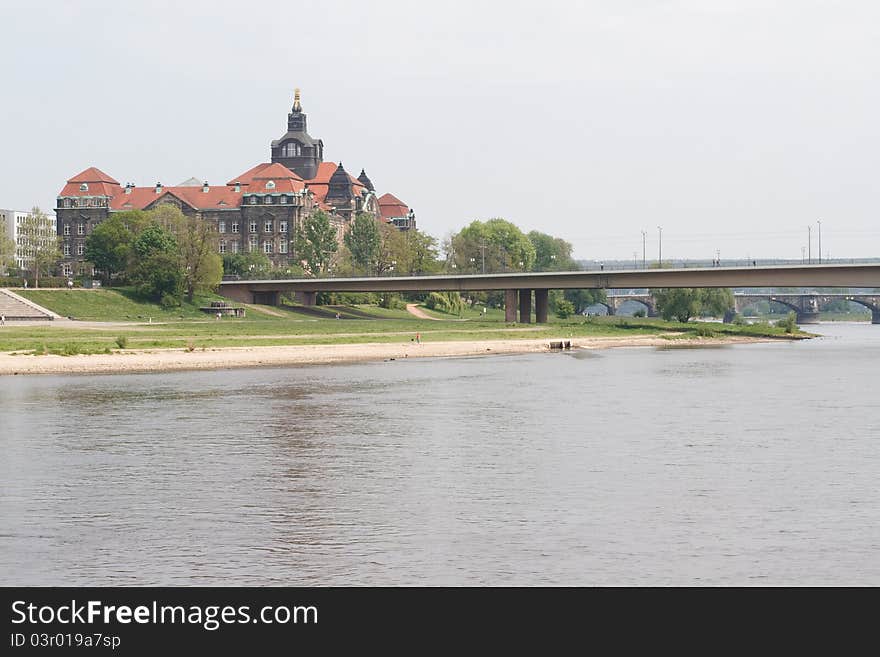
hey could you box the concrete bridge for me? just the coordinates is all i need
[219,263,880,324]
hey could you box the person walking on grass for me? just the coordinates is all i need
[1,314,5,326]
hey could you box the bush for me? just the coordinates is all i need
[695,324,716,337]
[633,309,647,318]
[776,311,798,333]
[555,299,575,319]
[731,314,748,326]
[115,336,128,349]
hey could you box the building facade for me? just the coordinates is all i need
[0,208,57,273]
[56,90,416,277]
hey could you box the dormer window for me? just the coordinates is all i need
[279,195,287,204]
[79,183,88,192]
[264,196,272,204]
[249,196,257,205]
[266,180,276,190]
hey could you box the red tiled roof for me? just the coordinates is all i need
[59,167,122,197]
[303,162,368,206]
[227,162,273,186]
[245,163,306,193]
[110,186,245,211]
[68,167,120,185]
[378,192,409,219]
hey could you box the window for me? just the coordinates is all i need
[279,196,287,204]
[79,183,88,192]
[264,196,272,204]
[264,220,273,232]
[249,238,258,252]
[77,224,85,235]
[63,224,71,236]
[76,243,84,256]
[219,221,226,233]
[63,244,71,256]
[280,221,288,233]
[231,241,240,254]
[279,241,288,254]
[249,221,257,233]
[282,142,300,157]
[62,264,72,277]
[219,240,227,254]
[266,180,276,190]
[231,222,240,233]
[249,196,257,205]
[63,198,71,208]
[263,241,273,254]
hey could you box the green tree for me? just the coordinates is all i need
[652,288,734,323]
[555,299,575,319]
[222,251,272,278]
[294,210,338,276]
[84,211,150,282]
[130,223,181,302]
[405,229,441,275]
[527,231,576,271]
[0,214,14,274]
[448,218,536,273]
[18,207,61,287]
[344,212,380,275]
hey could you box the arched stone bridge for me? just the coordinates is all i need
[733,293,880,324]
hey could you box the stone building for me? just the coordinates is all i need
[55,90,415,277]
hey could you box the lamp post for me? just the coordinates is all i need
[641,230,647,268]
[817,219,822,264]
[807,225,812,263]
[657,226,662,267]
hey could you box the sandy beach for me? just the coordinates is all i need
[0,334,776,376]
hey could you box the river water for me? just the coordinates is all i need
[1,323,878,585]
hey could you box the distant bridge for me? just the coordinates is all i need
[219,263,880,324]
[596,292,880,324]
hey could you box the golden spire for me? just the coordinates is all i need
[293,88,302,112]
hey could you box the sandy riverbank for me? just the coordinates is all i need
[0,334,778,376]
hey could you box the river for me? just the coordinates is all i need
[1,323,878,585]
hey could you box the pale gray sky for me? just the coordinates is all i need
[2,0,878,261]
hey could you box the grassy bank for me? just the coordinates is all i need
[0,288,809,356]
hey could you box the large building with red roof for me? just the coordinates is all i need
[55,90,416,277]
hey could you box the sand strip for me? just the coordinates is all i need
[0,334,775,376]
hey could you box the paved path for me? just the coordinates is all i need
[405,304,443,320]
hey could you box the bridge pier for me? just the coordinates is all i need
[535,289,549,324]
[519,289,532,324]
[873,309,880,324]
[796,311,821,325]
[297,291,317,306]
[504,289,517,322]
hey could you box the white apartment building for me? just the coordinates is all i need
[0,208,57,272]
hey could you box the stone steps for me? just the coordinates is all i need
[0,289,54,321]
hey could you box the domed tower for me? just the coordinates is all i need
[270,88,324,179]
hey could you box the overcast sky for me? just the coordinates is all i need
[2,0,878,261]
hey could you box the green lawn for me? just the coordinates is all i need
[0,290,810,357]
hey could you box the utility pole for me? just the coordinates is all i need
[817,219,822,264]
[716,249,720,267]
[802,246,806,263]
[478,241,487,274]
[657,226,662,267]
[641,230,647,269]
[807,225,812,263]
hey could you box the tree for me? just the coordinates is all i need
[222,251,272,279]
[344,212,380,275]
[18,207,61,287]
[375,221,406,276]
[527,231,576,271]
[449,218,535,273]
[0,214,14,275]
[405,229,441,275]
[84,211,149,282]
[294,210,338,276]
[130,223,181,302]
[147,205,222,302]
[652,288,734,323]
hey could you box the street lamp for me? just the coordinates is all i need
[817,219,822,264]
[641,230,647,268]
[807,224,812,263]
[657,226,662,267]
